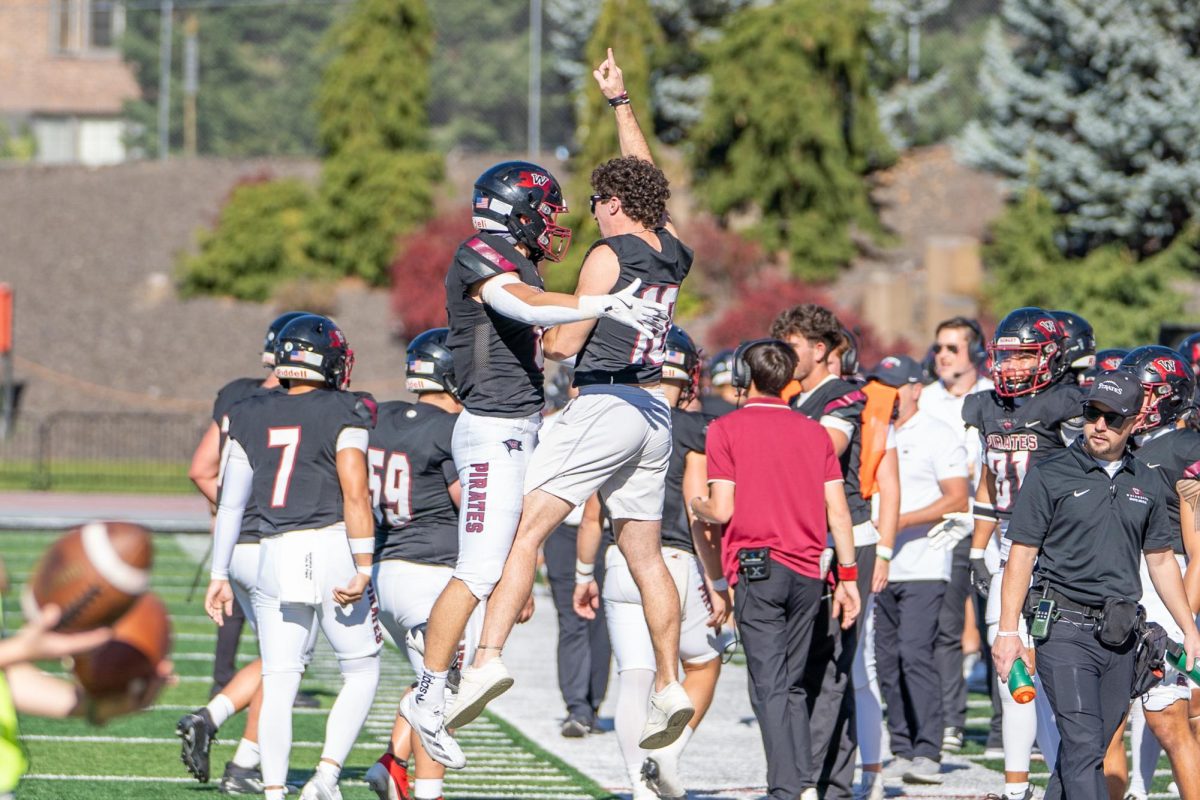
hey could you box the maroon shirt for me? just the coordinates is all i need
[706,397,842,584]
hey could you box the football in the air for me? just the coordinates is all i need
[73,592,172,697]
[24,521,153,631]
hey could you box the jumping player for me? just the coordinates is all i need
[402,126,670,764]
[205,314,382,800]
[413,47,696,769]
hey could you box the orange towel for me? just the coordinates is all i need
[859,381,897,499]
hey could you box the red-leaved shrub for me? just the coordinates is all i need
[389,212,470,337]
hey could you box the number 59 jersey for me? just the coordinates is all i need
[368,401,460,566]
[228,389,377,536]
[962,382,1084,518]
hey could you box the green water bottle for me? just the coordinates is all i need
[1166,639,1200,686]
[1007,659,1036,704]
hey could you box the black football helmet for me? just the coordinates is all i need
[262,311,311,367]
[1081,348,1129,387]
[472,161,571,263]
[662,325,702,404]
[1177,333,1200,377]
[988,307,1064,397]
[406,327,458,398]
[1050,310,1096,382]
[1120,346,1195,433]
[708,349,735,388]
[273,314,354,390]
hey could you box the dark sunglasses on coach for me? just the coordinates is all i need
[589,194,611,215]
[932,343,960,355]
[1082,404,1128,427]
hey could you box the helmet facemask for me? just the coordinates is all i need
[990,341,1059,397]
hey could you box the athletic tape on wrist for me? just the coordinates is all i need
[348,537,373,555]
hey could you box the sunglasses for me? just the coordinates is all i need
[589,194,611,215]
[932,343,960,355]
[1082,405,1128,427]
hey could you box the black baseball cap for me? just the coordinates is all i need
[1084,370,1144,417]
[867,355,924,388]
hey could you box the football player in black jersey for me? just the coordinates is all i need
[177,310,305,792]
[574,326,732,800]
[965,307,1084,800]
[1117,346,1200,800]
[700,349,738,418]
[363,328,471,800]
[771,303,900,799]
[429,47,696,767]
[205,315,382,800]
[1050,311,1096,387]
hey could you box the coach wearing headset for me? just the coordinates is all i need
[691,339,860,800]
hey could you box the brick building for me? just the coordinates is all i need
[0,0,139,165]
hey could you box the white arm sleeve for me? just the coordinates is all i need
[211,440,252,580]
[480,274,599,326]
[337,426,369,453]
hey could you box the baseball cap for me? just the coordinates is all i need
[867,355,924,388]
[1084,370,1144,417]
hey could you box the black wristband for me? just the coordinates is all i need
[608,93,630,108]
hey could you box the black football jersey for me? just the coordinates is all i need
[662,408,710,553]
[700,394,737,419]
[445,233,545,418]
[228,389,376,536]
[574,228,693,386]
[1134,427,1200,554]
[369,401,459,566]
[214,377,274,543]
[794,379,872,525]
[962,383,1084,517]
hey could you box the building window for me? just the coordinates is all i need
[53,0,124,53]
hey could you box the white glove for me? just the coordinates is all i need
[579,278,670,338]
[926,512,974,551]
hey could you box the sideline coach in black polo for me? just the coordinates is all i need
[993,371,1200,799]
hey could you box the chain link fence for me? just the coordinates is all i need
[0,412,208,492]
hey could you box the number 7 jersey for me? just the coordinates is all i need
[227,389,377,535]
[962,382,1084,518]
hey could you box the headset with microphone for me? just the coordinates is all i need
[936,316,987,379]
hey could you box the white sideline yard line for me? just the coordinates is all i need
[149,703,327,715]
[21,734,380,749]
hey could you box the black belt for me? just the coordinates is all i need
[1035,586,1104,623]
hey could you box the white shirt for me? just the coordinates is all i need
[889,409,968,582]
[918,375,993,491]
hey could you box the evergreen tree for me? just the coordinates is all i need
[121,4,337,157]
[307,0,442,285]
[689,0,894,282]
[984,188,1197,346]
[959,0,1200,257]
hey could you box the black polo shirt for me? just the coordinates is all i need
[1007,440,1175,608]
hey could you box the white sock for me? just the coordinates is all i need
[260,671,302,789]
[321,655,381,767]
[1129,702,1159,797]
[265,789,286,800]
[232,737,260,769]
[414,667,449,715]
[414,777,444,799]
[316,760,340,784]
[205,693,236,729]
[616,670,655,788]
[1005,781,1029,799]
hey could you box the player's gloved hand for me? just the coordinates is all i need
[969,556,992,598]
[333,572,371,607]
[580,278,670,338]
[927,512,974,551]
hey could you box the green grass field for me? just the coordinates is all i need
[3,530,612,800]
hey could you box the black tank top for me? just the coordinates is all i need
[574,228,693,386]
[445,233,545,418]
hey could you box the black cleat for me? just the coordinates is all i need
[219,761,265,795]
[176,708,217,783]
[294,690,321,709]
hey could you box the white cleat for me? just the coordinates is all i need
[641,755,686,799]
[400,692,466,770]
[638,681,695,750]
[444,657,513,730]
[299,773,343,800]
